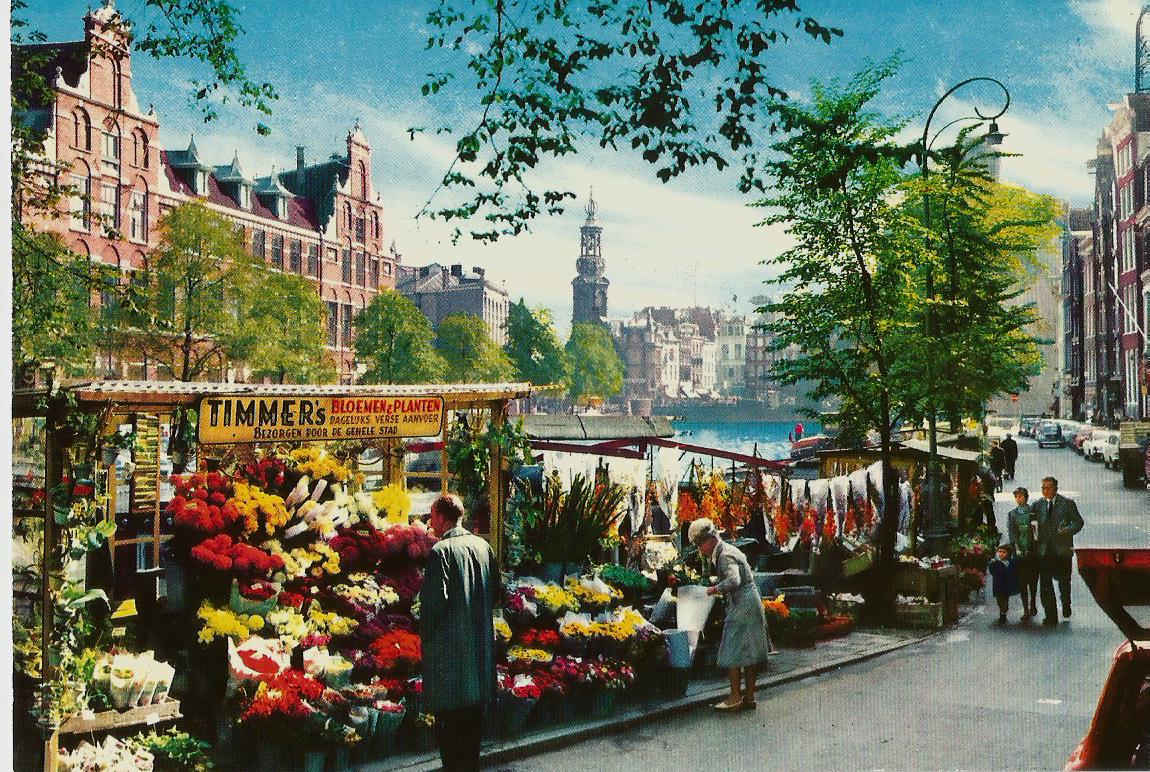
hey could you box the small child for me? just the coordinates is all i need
[987,544,1020,625]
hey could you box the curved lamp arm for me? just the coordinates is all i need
[919,77,1010,171]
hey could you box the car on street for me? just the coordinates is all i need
[1088,430,1120,467]
[1037,422,1065,448]
[1065,548,1150,770]
[1073,427,1100,456]
[986,415,1021,442]
[1020,415,1044,438]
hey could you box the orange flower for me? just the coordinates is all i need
[677,491,700,524]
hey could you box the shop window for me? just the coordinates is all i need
[290,239,302,273]
[327,301,339,346]
[308,244,320,277]
[271,235,284,269]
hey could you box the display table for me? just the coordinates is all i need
[894,564,959,623]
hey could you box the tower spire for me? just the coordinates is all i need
[572,188,609,327]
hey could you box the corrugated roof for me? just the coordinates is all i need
[522,414,674,440]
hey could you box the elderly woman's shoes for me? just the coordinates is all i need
[713,699,743,711]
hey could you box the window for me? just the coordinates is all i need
[74,110,91,150]
[129,191,146,241]
[252,229,266,259]
[70,174,90,230]
[195,170,208,194]
[341,303,353,345]
[100,184,119,231]
[307,244,320,277]
[327,302,339,346]
[137,132,149,168]
[358,161,368,199]
[345,203,352,230]
[271,235,284,269]
[342,248,352,283]
[101,268,120,316]
[239,185,250,209]
[290,239,302,273]
[111,60,122,108]
[382,261,392,276]
[372,212,380,238]
[355,216,366,243]
[369,257,379,287]
[355,251,366,286]
[735,344,742,358]
[102,131,120,172]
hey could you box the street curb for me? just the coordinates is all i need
[376,628,937,771]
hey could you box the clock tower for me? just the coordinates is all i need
[572,190,609,326]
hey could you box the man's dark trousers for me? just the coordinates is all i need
[435,705,485,771]
[1038,554,1072,621]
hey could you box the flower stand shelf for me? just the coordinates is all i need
[58,699,182,735]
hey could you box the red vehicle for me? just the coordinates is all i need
[1065,548,1150,770]
[1072,428,1096,455]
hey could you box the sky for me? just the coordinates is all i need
[21,0,1137,336]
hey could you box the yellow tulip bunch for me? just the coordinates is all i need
[506,646,554,664]
[493,617,512,644]
[196,601,263,644]
[372,484,412,524]
[533,584,579,615]
[232,481,290,537]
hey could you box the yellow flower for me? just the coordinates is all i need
[372,484,412,524]
[506,646,553,664]
[290,447,353,482]
[493,617,512,644]
[196,601,261,643]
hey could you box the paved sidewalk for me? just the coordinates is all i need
[365,625,934,771]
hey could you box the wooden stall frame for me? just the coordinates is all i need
[12,379,536,772]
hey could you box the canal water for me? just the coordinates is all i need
[671,419,821,463]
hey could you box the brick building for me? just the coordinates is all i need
[1062,208,1090,419]
[17,2,395,382]
[395,263,510,346]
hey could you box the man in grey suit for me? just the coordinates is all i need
[1033,476,1084,626]
[420,494,500,771]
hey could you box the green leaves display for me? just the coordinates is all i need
[515,473,626,567]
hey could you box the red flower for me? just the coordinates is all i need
[367,630,422,673]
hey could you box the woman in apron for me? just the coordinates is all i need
[688,518,771,711]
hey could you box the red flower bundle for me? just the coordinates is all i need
[167,472,236,533]
[238,579,277,601]
[821,505,837,542]
[380,565,424,603]
[239,669,324,724]
[773,503,791,544]
[843,503,859,536]
[190,534,284,577]
[237,457,287,492]
[798,508,816,546]
[496,667,542,700]
[862,498,877,534]
[548,656,594,687]
[368,630,422,673]
[278,591,306,609]
[676,491,700,524]
[519,628,560,649]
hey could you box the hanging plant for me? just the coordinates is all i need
[446,412,533,514]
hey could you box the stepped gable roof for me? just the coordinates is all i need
[14,41,90,96]
[161,150,319,230]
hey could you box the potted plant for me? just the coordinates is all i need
[101,428,136,466]
[516,474,626,576]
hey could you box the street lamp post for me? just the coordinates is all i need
[918,78,1011,551]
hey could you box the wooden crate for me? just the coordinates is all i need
[58,699,181,735]
[827,598,864,622]
[893,602,944,630]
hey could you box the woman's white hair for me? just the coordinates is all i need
[687,518,718,547]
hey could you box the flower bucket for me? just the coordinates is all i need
[229,580,277,617]
[590,691,616,719]
[540,562,567,583]
[255,743,281,772]
[370,711,405,758]
[664,629,694,668]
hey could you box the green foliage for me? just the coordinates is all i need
[446,414,534,513]
[504,300,569,386]
[435,313,515,383]
[354,291,444,384]
[417,0,841,242]
[11,223,115,376]
[516,473,627,567]
[128,728,215,771]
[565,323,624,401]
[103,202,260,381]
[239,270,336,384]
[597,563,653,591]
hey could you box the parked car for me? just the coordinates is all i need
[986,415,1021,442]
[1097,431,1122,468]
[1073,428,1098,456]
[1065,548,1150,770]
[1037,422,1065,448]
[1019,415,1044,438]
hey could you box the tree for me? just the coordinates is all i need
[353,291,444,384]
[565,323,624,402]
[240,271,336,384]
[756,60,923,623]
[435,314,515,383]
[416,0,841,242]
[504,299,569,385]
[11,223,115,377]
[107,202,260,381]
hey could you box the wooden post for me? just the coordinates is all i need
[488,401,505,564]
[42,404,64,772]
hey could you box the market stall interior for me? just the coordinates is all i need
[12,378,992,772]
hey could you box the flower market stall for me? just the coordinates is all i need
[11,379,535,772]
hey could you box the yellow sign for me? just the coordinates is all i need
[197,395,444,444]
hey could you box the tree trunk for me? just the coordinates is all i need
[180,332,193,382]
[863,396,900,625]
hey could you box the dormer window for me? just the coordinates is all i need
[195,170,208,194]
[239,184,251,209]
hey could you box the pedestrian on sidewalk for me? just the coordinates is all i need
[1033,477,1084,626]
[989,443,1006,492]
[420,494,501,772]
[1006,487,1039,620]
[690,518,770,712]
[1001,434,1018,480]
[987,544,1020,624]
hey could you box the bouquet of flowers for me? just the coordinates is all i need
[237,456,288,492]
[496,668,543,701]
[289,447,354,484]
[493,617,512,646]
[197,600,265,644]
[166,472,237,534]
[506,646,555,671]
[518,628,560,649]
[597,564,653,594]
[191,534,285,578]
[366,630,422,674]
[230,481,291,538]
[564,576,619,613]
